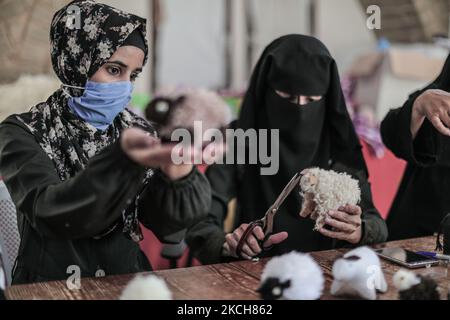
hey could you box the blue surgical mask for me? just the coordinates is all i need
[64,80,134,131]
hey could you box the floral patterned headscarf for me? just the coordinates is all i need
[15,0,155,242]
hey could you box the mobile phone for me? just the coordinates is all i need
[375,247,440,269]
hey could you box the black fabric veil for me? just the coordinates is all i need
[234,34,367,253]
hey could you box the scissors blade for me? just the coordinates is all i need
[261,172,303,234]
[271,171,303,210]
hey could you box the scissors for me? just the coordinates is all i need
[236,171,304,259]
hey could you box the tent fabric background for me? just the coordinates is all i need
[0,0,71,83]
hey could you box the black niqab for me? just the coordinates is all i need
[235,34,366,253]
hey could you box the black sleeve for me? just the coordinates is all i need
[185,162,238,265]
[332,163,388,247]
[138,167,211,244]
[357,174,388,245]
[0,121,147,240]
[381,85,445,167]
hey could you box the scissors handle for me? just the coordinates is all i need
[235,220,273,259]
[235,171,303,260]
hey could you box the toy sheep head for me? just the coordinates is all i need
[393,269,421,292]
[299,168,361,231]
[299,170,319,190]
[258,252,324,300]
[145,88,232,144]
[332,254,362,281]
[393,269,440,300]
[331,247,387,300]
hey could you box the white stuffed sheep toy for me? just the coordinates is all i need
[299,168,361,231]
[120,274,173,300]
[258,252,324,300]
[393,269,440,300]
[331,246,387,300]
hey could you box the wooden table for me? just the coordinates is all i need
[5,236,450,300]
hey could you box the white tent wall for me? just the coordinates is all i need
[155,0,312,90]
[316,0,377,73]
[156,0,226,89]
[249,0,311,65]
[229,0,247,90]
[155,0,376,91]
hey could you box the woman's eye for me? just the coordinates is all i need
[289,96,298,104]
[107,66,121,76]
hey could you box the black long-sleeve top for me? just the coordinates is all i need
[0,116,211,284]
[381,84,450,241]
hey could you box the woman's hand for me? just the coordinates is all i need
[121,128,195,180]
[222,224,288,260]
[411,89,450,139]
[318,204,363,245]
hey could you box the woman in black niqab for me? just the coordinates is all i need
[186,35,387,264]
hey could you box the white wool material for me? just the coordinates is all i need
[261,252,324,300]
[120,275,173,300]
[300,168,361,230]
[331,246,388,300]
[393,269,421,292]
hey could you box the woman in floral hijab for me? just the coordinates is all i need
[0,0,210,284]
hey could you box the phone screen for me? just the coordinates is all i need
[376,248,436,264]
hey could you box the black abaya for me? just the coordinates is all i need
[186,35,387,264]
[382,54,450,241]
